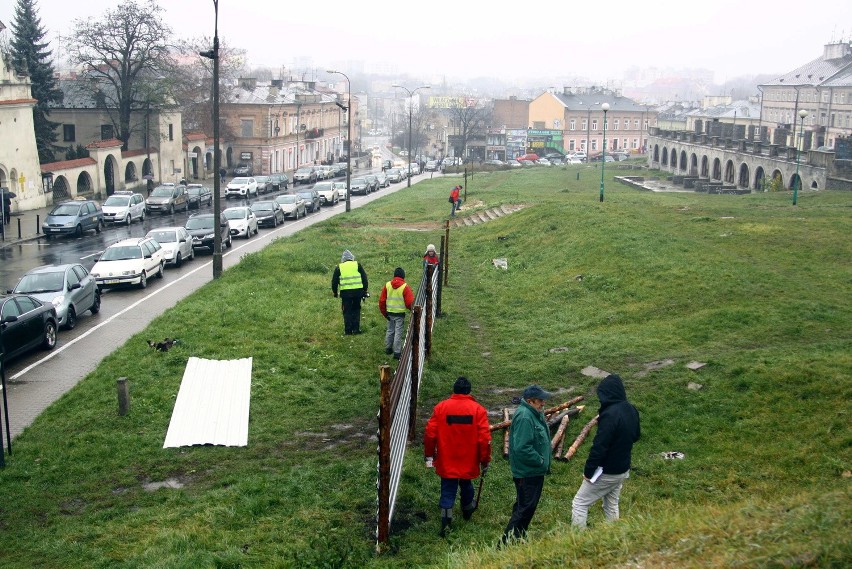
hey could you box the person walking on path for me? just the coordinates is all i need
[449,185,462,217]
[378,267,414,359]
[423,243,440,270]
[571,374,640,529]
[331,249,369,335]
[220,168,227,183]
[500,385,553,546]
[424,376,492,537]
[2,193,11,225]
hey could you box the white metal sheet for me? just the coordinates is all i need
[163,357,253,448]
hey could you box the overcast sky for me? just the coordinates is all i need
[3,0,852,86]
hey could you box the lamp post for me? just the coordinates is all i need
[793,109,808,206]
[392,84,430,187]
[199,0,222,278]
[599,103,610,202]
[326,70,352,212]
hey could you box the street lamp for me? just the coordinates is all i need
[599,102,610,202]
[326,70,352,212]
[392,84,430,188]
[199,0,222,278]
[793,109,808,206]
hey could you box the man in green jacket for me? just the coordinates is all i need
[500,385,552,545]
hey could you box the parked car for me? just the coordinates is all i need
[233,163,253,176]
[385,168,403,183]
[186,184,213,209]
[225,177,258,199]
[146,226,195,267]
[333,162,349,177]
[10,263,100,330]
[535,158,552,166]
[333,181,348,201]
[91,237,165,289]
[296,190,322,213]
[349,177,369,195]
[250,200,285,227]
[254,176,270,194]
[102,191,146,225]
[146,183,189,215]
[376,172,390,188]
[567,156,583,165]
[485,159,505,166]
[424,160,439,172]
[571,151,587,162]
[223,206,258,239]
[507,160,522,168]
[407,163,421,176]
[42,199,104,237]
[185,212,232,252]
[274,194,307,219]
[0,293,58,363]
[314,182,339,206]
[363,174,380,192]
[268,173,290,191]
[316,165,334,180]
[611,151,631,161]
[293,167,318,185]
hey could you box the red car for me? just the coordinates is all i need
[517,153,540,162]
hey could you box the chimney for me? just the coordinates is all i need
[239,77,258,91]
[823,41,851,60]
[271,79,283,88]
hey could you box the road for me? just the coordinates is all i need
[2,153,434,440]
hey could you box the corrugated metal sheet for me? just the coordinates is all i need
[163,357,253,448]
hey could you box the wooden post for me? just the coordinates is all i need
[407,306,422,443]
[117,377,130,416]
[502,408,510,458]
[443,221,450,286]
[424,265,434,357]
[551,414,571,451]
[564,415,599,461]
[436,235,445,316]
[377,365,393,547]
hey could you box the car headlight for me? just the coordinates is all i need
[64,221,75,227]
[52,295,65,308]
[204,233,214,239]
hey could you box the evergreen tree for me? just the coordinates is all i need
[10,0,62,163]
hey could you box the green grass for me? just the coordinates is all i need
[1,166,850,568]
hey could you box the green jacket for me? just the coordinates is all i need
[509,399,551,478]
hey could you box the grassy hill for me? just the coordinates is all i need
[1,165,849,568]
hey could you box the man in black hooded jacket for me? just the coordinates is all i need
[571,374,640,528]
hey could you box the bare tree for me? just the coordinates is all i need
[172,37,247,141]
[66,0,177,150]
[445,103,490,159]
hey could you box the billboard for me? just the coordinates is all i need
[428,96,479,109]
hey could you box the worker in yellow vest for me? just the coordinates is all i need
[331,249,369,335]
[378,267,414,359]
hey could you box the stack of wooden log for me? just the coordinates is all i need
[490,395,599,461]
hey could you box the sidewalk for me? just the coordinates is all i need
[0,205,53,249]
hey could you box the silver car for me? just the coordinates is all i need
[146,226,195,267]
[11,263,101,330]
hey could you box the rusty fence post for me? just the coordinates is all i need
[443,221,450,286]
[436,235,445,316]
[377,365,392,548]
[425,265,434,356]
[407,306,422,443]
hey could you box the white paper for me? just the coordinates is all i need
[590,466,604,484]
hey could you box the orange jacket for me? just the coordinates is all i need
[424,394,492,479]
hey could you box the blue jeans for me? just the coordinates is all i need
[450,199,462,217]
[440,477,475,510]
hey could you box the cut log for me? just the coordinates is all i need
[551,414,571,451]
[502,408,510,458]
[490,396,584,432]
[564,415,599,460]
[547,405,585,427]
[555,429,567,457]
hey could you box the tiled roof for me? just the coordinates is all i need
[820,65,852,87]
[86,138,123,149]
[121,148,157,158]
[40,157,97,171]
[551,90,647,113]
[185,132,207,141]
[224,84,336,106]
[760,54,852,87]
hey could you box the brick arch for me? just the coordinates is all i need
[124,161,138,183]
[754,166,765,190]
[712,158,722,180]
[680,150,687,172]
[77,171,93,195]
[653,144,659,162]
[53,175,70,199]
[789,172,802,192]
[724,160,735,183]
[701,155,709,177]
[690,153,698,176]
[661,147,669,166]
[738,163,750,188]
[671,148,678,169]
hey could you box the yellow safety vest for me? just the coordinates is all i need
[385,281,408,314]
[338,261,363,290]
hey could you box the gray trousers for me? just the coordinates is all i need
[385,313,405,354]
[571,471,630,529]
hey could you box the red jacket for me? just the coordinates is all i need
[424,394,492,479]
[378,276,414,317]
[450,187,460,202]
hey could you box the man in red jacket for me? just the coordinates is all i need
[424,377,492,536]
[378,267,414,359]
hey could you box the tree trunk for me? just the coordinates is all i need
[564,415,599,461]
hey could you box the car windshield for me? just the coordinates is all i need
[255,177,268,182]
[224,209,247,220]
[315,183,332,190]
[101,246,142,261]
[352,178,366,184]
[148,230,177,243]
[151,187,174,197]
[277,195,296,204]
[187,187,202,196]
[296,168,313,174]
[103,196,130,206]
[50,203,82,216]
[251,202,275,213]
[186,217,214,230]
[297,192,313,200]
[231,177,249,185]
[15,271,64,293]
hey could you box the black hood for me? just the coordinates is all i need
[597,374,627,408]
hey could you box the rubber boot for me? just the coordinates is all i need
[439,508,453,537]
[462,501,476,521]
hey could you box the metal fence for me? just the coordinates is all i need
[376,262,440,546]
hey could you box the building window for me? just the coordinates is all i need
[580,140,587,150]
[613,119,619,130]
[591,140,598,151]
[100,124,114,140]
[241,119,254,137]
[622,138,628,149]
[632,138,639,149]
[168,123,174,141]
[643,119,649,129]
[634,119,640,129]
[569,119,575,131]
[569,140,576,150]
[582,119,588,130]
[63,124,76,142]
[591,120,598,130]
